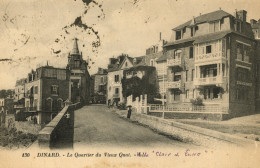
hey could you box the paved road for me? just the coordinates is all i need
[73,105,192,149]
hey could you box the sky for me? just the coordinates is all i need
[0,0,260,90]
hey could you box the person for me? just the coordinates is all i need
[127,105,132,119]
[108,99,111,108]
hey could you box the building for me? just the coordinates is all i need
[67,38,91,104]
[90,67,108,104]
[135,34,167,99]
[107,54,134,105]
[0,98,14,114]
[250,19,260,111]
[14,65,70,124]
[122,65,159,103]
[164,9,257,118]
[250,19,260,40]
[13,38,91,124]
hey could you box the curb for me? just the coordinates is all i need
[115,110,256,147]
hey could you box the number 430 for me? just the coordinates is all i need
[22,153,30,157]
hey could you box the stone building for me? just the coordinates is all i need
[0,98,14,114]
[164,9,258,118]
[90,67,108,104]
[13,65,70,124]
[67,38,91,104]
[13,38,91,124]
[250,19,260,111]
[107,54,134,105]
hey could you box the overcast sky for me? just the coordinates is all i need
[0,0,259,90]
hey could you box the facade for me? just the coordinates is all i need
[135,34,167,99]
[122,65,159,103]
[250,19,260,111]
[0,98,14,114]
[107,55,134,105]
[67,38,91,104]
[164,9,257,118]
[14,66,70,124]
[13,38,91,124]
[90,68,108,104]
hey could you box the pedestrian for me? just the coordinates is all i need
[108,99,111,108]
[33,115,37,124]
[127,105,132,119]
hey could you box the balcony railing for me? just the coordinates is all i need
[14,105,25,109]
[25,106,37,112]
[166,81,181,89]
[194,76,226,86]
[195,52,224,63]
[113,94,120,98]
[167,59,181,67]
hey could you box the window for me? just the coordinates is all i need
[174,50,182,59]
[150,59,155,66]
[237,67,250,82]
[206,45,212,54]
[114,75,120,82]
[125,62,128,67]
[51,85,59,95]
[173,72,181,81]
[193,89,195,98]
[236,43,250,62]
[191,27,194,37]
[236,21,241,32]
[101,77,104,83]
[34,86,38,94]
[186,70,188,82]
[189,47,193,59]
[237,43,243,60]
[115,88,119,94]
[195,26,199,31]
[176,31,181,40]
[191,69,194,81]
[185,90,189,99]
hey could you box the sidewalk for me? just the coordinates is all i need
[113,109,257,148]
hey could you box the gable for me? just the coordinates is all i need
[120,57,133,69]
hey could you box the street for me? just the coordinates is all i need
[73,105,192,149]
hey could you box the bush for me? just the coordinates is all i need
[190,97,203,106]
[117,102,126,110]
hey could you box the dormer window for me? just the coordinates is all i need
[176,31,181,40]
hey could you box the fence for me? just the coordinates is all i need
[149,104,228,114]
[126,94,147,114]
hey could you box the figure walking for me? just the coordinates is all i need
[127,105,132,119]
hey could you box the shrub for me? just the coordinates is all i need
[190,97,203,106]
[117,102,126,110]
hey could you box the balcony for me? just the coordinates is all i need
[195,52,225,64]
[113,94,120,98]
[167,58,181,67]
[25,106,37,112]
[194,76,226,86]
[166,81,181,89]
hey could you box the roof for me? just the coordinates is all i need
[193,30,231,44]
[156,54,167,62]
[173,10,231,31]
[252,23,260,29]
[107,55,134,72]
[71,38,80,55]
[164,30,232,47]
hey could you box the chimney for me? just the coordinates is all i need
[250,19,257,25]
[159,32,162,41]
[236,10,247,22]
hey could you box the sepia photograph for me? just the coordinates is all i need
[0,0,260,167]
